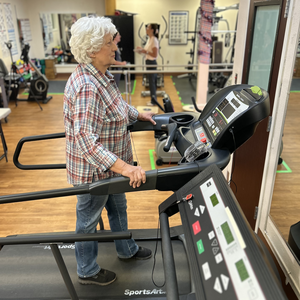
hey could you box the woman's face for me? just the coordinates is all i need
[114,32,121,44]
[146,24,153,36]
[92,33,117,72]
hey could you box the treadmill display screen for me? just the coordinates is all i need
[221,221,234,245]
[195,177,266,299]
[204,91,250,143]
[235,259,250,282]
[210,193,219,207]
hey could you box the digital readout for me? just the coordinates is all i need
[235,259,250,282]
[210,193,219,207]
[221,221,234,245]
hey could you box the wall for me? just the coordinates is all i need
[0,0,28,70]
[0,0,105,71]
[0,0,239,71]
[116,0,239,68]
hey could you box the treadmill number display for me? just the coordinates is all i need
[210,193,219,207]
[221,221,234,245]
[204,91,250,142]
[235,259,250,282]
[200,177,266,300]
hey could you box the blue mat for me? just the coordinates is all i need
[48,77,300,96]
[48,81,67,94]
[291,78,300,91]
[48,80,127,94]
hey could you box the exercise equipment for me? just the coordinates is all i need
[1,42,52,111]
[288,221,300,261]
[0,52,22,104]
[19,43,52,108]
[154,94,182,166]
[0,84,280,300]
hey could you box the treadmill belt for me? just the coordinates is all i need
[0,240,191,299]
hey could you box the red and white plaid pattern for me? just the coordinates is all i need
[63,64,139,185]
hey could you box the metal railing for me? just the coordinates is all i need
[108,63,233,104]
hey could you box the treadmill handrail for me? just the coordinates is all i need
[0,232,132,246]
[13,132,66,170]
[0,162,222,205]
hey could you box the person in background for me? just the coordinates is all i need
[112,31,126,87]
[136,23,159,106]
[64,15,156,286]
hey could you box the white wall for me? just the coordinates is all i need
[27,0,105,60]
[0,0,105,71]
[0,0,28,70]
[0,0,238,72]
[116,0,239,68]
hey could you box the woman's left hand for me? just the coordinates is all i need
[137,112,156,125]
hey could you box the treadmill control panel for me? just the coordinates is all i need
[179,174,267,299]
[203,91,250,144]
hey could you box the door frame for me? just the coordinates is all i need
[255,0,300,297]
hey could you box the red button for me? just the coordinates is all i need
[192,221,201,235]
[201,138,207,143]
[186,194,193,201]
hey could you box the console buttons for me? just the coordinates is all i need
[197,239,205,255]
[202,262,211,280]
[192,220,201,235]
[200,205,205,214]
[221,274,229,291]
[211,238,218,246]
[214,277,223,294]
[194,207,200,217]
[208,230,215,240]
[215,253,223,264]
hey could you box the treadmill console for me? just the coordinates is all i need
[159,164,287,300]
[197,90,252,144]
[175,85,270,155]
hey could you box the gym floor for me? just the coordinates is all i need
[0,74,299,243]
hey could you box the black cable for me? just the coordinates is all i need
[151,217,165,288]
[228,127,237,193]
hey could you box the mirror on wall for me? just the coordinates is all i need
[269,54,300,254]
[256,3,300,296]
[39,13,93,63]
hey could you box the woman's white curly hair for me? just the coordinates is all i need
[69,16,117,64]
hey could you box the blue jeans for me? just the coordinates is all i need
[146,59,157,103]
[75,192,139,278]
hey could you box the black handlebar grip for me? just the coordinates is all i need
[163,123,177,152]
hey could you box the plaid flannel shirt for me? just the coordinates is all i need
[63,63,139,185]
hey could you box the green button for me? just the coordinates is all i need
[251,86,262,96]
[197,239,205,254]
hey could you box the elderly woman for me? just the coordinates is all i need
[63,16,155,286]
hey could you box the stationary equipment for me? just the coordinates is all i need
[0,84,284,300]
[19,43,52,109]
[1,42,52,111]
[288,221,300,261]
[0,43,22,103]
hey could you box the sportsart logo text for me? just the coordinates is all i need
[42,244,75,250]
[124,289,166,296]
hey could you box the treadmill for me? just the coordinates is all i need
[0,84,286,300]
